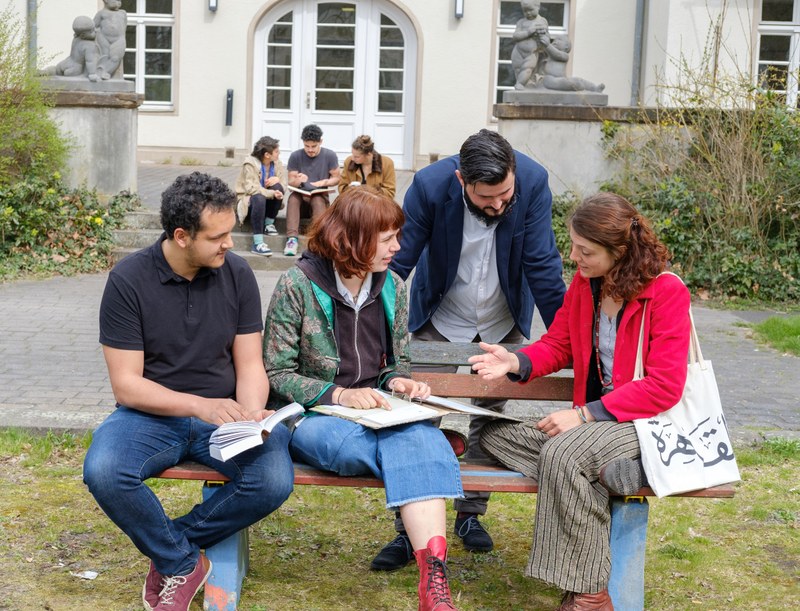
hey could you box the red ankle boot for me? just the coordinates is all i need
[413,536,458,611]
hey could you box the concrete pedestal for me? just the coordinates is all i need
[41,77,143,201]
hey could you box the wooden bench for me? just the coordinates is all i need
[155,342,735,611]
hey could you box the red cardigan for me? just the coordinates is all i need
[519,271,691,421]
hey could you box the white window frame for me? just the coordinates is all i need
[123,1,175,111]
[494,1,569,107]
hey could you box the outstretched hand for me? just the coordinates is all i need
[468,342,519,380]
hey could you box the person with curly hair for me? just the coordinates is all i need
[263,187,463,611]
[84,172,294,611]
[469,192,691,610]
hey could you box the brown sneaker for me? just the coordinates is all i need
[153,554,212,611]
[142,561,162,610]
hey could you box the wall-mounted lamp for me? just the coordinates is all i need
[454,0,464,19]
[208,0,218,12]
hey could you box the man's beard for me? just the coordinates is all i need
[463,189,513,225]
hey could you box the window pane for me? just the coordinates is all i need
[499,36,515,61]
[380,49,403,69]
[145,51,171,76]
[762,0,794,22]
[144,78,171,102]
[267,89,291,110]
[317,25,355,45]
[268,45,292,65]
[497,63,515,88]
[500,1,522,25]
[121,0,136,13]
[759,35,791,62]
[145,26,172,49]
[378,92,402,112]
[316,69,354,89]
[125,26,137,48]
[540,3,565,27]
[317,47,355,67]
[145,0,173,14]
[500,1,566,28]
[270,23,293,44]
[759,63,789,90]
[380,27,403,47]
[318,3,356,24]
[123,53,136,74]
[379,71,403,90]
[267,67,292,87]
[316,91,353,111]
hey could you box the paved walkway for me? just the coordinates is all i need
[0,165,798,443]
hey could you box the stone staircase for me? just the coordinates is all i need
[113,209,308,272]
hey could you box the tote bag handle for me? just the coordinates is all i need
[633,272,704,380]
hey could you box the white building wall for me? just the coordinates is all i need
[642,0,756,105]
[10,0,759,167]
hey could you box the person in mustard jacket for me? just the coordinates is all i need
[338,135,396,199]
[469,192,691,611]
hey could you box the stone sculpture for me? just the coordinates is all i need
[43,16,100,81]
[541,35,605,93]
[511,0,550,90]
[511,1,604,93]
[94,0,128,80]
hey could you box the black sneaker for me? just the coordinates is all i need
[455,514,494,552]
[370,532,414,571]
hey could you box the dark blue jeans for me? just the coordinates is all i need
[83,406,294,575]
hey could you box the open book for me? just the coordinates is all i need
[310,390,522,429]
[286,184,337,197]
[209,402,304,461]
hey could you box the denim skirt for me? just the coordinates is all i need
[289,415,464,508]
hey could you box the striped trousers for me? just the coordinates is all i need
[480,419,640,593]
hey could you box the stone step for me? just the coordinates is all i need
[113,228,306,252]
[112,247,302,272]
[121,210,307,234]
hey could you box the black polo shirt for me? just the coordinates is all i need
[99,234,263,400]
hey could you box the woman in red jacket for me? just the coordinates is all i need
[469,192,691,611]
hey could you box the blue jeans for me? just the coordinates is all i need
[83,406,294,576]
[289,415,463,508]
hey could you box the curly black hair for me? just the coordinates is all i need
[301,124,323,142]
[160,172,236,239]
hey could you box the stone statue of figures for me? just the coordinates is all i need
[43,16,100,82]
[541,35,605,93]
[94,0,127,80]
[511,0,550,89]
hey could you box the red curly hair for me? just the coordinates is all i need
[569,192,670,301]
[306,187,404,278]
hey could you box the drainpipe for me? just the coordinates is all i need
[631,0,646,106]
[27,0,37,70]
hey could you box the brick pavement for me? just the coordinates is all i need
[0,165,798,441]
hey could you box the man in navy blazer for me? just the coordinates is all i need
[369,129,566,571]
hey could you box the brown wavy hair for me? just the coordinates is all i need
[569,192,670,301]
[307,187,404,278]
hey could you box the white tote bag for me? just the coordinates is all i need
[632,289,740,497]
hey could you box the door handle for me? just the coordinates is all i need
[306,92,311,109]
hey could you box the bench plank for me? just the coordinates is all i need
[411,371,573,402]
[156,460,735,498]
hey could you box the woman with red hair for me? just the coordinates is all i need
[263,187,462,611]
[470,192,691,610]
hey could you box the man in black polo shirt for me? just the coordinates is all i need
[83,173,294,611]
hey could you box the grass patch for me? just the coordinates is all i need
[1,430,798,610]
[750,315,800,356]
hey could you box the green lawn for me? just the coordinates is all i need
[0,431,797,610]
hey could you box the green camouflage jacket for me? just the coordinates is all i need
[263,265,411,408]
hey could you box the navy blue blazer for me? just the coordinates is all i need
[390,151,565,339]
